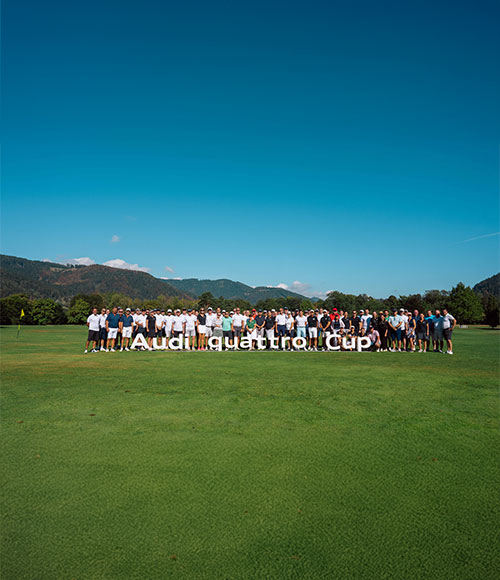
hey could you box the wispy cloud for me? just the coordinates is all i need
[103,258,150,273]
[110,235,120,243]
[164,265,174,273]
[458,232,500,244]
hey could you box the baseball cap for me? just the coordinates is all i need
[167,309,172,312]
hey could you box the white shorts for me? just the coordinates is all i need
[108,328,118,339]
[122,327,132,338]
[249,330,257,340]
[308,328,318,338]
[266,329,274,340]
[165,328,172,338]
[198,325,206,334]
[205,327,213,338]
[185,328,196,337]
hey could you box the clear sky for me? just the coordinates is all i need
[2,0,499,298]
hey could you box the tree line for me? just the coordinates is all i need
[0,282,498,327]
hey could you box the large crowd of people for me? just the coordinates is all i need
[85,305,457,354]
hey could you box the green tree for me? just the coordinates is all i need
[70,293,104,311]
[422,290,449,313]
[0,294,32,325]
[68,299,92,324]
[448,282,484,324]
[197,292,216,309]
[31,298,67,325]
[483,293,500,328]
[399,294,424,313]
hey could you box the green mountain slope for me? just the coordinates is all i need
[165,278,309,301]
[473,273,500,298]
[0,255,192,304]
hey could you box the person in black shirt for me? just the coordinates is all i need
[377,314,389,351]
[146,310,156,349]
[416,313,430,352]
[341,311,351,334]
[307,311,318,350]
[350,311,361,336]
[264,312,276,349]
[320,312,331,350]
[254,311,266,344]
[197,308,207,350]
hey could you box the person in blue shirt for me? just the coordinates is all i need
[425,310,435,352]
[120,307,134,351]
[106,307,121,351]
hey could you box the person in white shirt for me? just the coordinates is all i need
[212,312,223,339]
[184,309,197,349]
[442,308,456,355]
[85,308,101,353]
[241,310,249,335]
[155,310,164,337]
[295,310,307,339]
[172,309,184,338]
[99,308,109,351]
[231,307,245,349]
[132,309,141,339]
[164,309,174,345]
[135,309,147,338]
[275,308,287,349]
[285,310,294,350]
[399,308,408,350]
[361,310,372,333]
[205,307,215,338]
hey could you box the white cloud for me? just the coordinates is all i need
[164,265,174,273]
[160,276,183,280]
[110,235,120,243]
[65,257,96,266]
[272,280,312,295]
[103,259,150,273]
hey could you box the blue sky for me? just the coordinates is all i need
[2,0,499,297]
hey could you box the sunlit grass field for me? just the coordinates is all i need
[1,325,499,579]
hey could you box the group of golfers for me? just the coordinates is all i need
[85,305,457,355]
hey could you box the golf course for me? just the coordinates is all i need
[1,325,499,579]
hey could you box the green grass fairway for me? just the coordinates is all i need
[1,326,499,579]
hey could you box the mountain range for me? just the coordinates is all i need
[0,254,312,304]
[2,254,498,305]
[165,278,309,302]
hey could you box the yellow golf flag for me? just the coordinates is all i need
[20,309,25,318]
